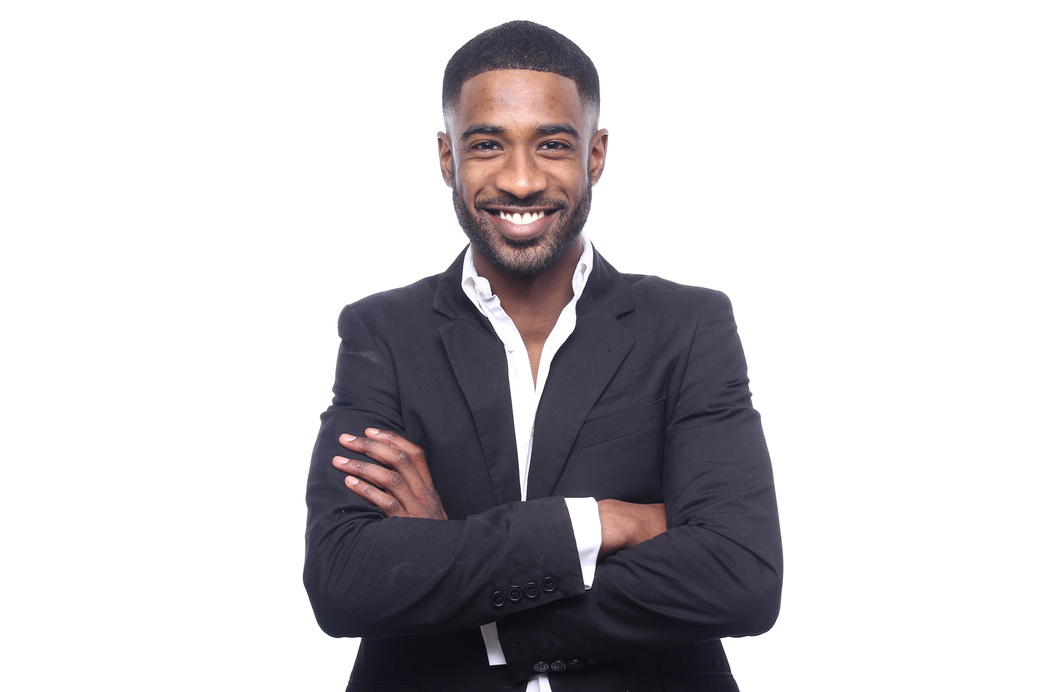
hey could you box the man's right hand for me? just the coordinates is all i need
[333,428,448,520]
[597,500,667,558]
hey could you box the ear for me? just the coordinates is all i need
[437,132,454,187]
[588,128,608,186]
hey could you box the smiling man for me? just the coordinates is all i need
[445,68,602,281]
[305,21,782,692]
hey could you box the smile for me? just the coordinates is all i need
[498,210,546,226]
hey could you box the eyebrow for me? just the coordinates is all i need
[460,123,581,141]
[460,124,504,141]
[536,124,580,139]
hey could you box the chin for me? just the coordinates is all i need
[452,185,591,277]
[486,235,577,277]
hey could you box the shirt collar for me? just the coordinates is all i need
[461,235,595,311]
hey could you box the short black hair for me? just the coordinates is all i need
[442,20,600,121]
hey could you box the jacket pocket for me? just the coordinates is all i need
[578,396,666,448]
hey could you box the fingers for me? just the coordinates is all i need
[368,428,436,488]
[338,429,434,489]
[337,465,408,517]
[333,455,407,495]
[333,429,447,520]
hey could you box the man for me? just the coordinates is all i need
[305,20,781,692]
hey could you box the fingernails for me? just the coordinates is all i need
[367,428,381,436]
[340,433,356,442]
[345,476,359,486]
[333,456,347,465]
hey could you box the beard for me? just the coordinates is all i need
[452,181,592,278]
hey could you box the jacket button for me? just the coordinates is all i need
[567,659,584,670]
[524,582,540,599]
[550,660,567,672]
[541,576,557,592]
[507,585,523,602]
[533,661,550,674]
[491,590,506,608]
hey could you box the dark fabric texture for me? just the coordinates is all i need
[306,250,781,691]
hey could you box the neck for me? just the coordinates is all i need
[473,239,583,335]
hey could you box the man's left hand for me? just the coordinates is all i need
[333,429,448,520]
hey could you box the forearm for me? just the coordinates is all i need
[496,512,781,676]
[305,497,586,638]
[304,413,588,638]
[596,498,667,558]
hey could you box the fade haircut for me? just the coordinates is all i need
[442,20,600,125]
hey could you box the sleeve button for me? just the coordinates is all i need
[567,659,584,670]
[533,661,550,674]
[491,590,506,608]
[541,576,557,592]
[507,585,523,602]
[524,582,540,599]
[550,660,567,672]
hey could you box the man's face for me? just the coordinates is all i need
[438,70,608,277]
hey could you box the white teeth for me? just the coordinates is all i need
[497,210,546,225]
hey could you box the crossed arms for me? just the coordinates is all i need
[333,428,668,558]
[303,283,782,678]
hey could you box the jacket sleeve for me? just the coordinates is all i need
[495,290,782,679]
[303,305,587,638]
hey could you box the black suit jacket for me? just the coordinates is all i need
[305,249,782,691]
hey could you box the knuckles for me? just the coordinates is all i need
[347,431,428,467]
[391,449,413,467]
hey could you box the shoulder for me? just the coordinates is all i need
[344,272,440,315]
[336,271,445,339]
[625,277,737,346]
[611,266,734,322]
[587,253,740,348]
[624,273,728,304]
[591,250,731,317]
[584,252,739,342]
[338,249,468,327]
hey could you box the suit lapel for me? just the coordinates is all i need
[434,256,522,506]
[526,253,636,499]
[431,248,637,504]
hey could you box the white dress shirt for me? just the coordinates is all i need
[461,237,602,692]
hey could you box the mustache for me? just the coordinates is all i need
[474,195,568,210]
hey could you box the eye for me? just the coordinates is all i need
[540,140,572,151]
[470,140,501,151]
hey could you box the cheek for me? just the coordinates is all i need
[454,165,491,199]
[551,160,591,190]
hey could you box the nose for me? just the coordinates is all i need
[495,148,548,199]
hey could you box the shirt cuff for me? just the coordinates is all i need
[480,622,507,666]
[564,496,602,589]
[480,497,601,669]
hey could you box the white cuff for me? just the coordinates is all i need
[480,622,507,666]
[564,496,602,589]
[480,498,601,670]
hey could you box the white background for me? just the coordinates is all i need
[2,2,1034,690]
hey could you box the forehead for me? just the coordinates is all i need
[452,69,586,134]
